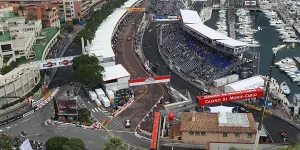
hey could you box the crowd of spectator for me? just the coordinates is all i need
[160,22,239,84]
[46,33,70,59]
[149,0,185,16]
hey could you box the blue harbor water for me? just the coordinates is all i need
[207,10,300,101]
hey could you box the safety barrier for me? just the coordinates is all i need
[112,99,134,116]
[42,92,52,101]
[243,103,272,115]
[36,88,60,111]
[0,107,35,126]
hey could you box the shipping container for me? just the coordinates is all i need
[226,74,239,84]
[95,88,105,100]
[240,72,249,79]
[101,97,110,107]
[213,78,227,87]
[88,91,97,101]
[107,90,115,99]
[224,85,234,92]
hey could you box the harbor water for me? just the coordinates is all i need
[207,10,300,101]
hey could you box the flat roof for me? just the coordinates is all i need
[217,39,248,48]
[186,23,230,40]
[90,0,140,58]
[0,31,11,41]
[103,64,130,81]
[180,9,203,24]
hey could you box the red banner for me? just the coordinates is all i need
[197,88,263,106]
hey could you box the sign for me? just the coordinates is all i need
[39,56,75,69]
[245,1,256,6]
[126,7,145,12]
[129,75,171,86]
[197,88,263,106]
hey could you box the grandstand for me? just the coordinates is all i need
[157,9,259,87]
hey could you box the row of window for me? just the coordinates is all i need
[189,131,253,138]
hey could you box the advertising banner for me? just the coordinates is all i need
[129,75,170,86]
[197,88,263,106]
[245,1,257,6]
[126,7,146,12]
[39,56,75,70]
[152,16,180,21]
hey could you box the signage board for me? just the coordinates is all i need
[152,15,180,21]
[126,7,146,12]
[129,75,171,86]
[245,1,256,6]
[20,139,33,150]
[197,88,263,106]
[39,57,74,69]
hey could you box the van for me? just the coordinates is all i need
[95,99,102,107]
[88,91,97,101]
[95,88,105,99]
[101,97,110,108]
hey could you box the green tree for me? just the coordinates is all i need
[77,107,91,123]
[0,135,14,150]
[103,137,126,150]
[62,137,85,150]
[72,55,104,88]
[18,5,25,16]
[45,136,69,150]
[66,24,73,33]
[53,97,59,120]
[1,65,12,74]
[57,34,62,40]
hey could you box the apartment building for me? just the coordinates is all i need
[3,0,105,22]
[0,11,43,67]
[169,112,257,144]
[25,4,60,28]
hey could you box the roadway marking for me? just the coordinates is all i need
[101,135,108,140]
[33,122,41,127]
[88,101,91,105]
[94,108,99,112]
[27,134,40,137]
[22,114,40,123]
[44,120,48,126]
[91,109,95,113]
[98,108,102,112]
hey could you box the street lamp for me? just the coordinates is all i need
[254,45,286,150]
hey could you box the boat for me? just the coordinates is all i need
[280,81,291,95]
[275,58,297,66]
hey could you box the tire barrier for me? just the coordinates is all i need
[36,88,60,111]
[243,103,273,115]
[0,107,35,126]
[112,99,134,116]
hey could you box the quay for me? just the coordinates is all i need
[294,57,300,64]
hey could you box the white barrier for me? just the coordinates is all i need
[112,99,135,116]
[36,87,60,111]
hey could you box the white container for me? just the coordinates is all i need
[88,91,97,101]
[101,97,110,108]
[224,85,234,92]
[95,99,102,107]
[107,90,115,99]
[95,88,105,100]
[226,74,239,84]
[213,78,228,87]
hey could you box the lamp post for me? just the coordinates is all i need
[254,45,285,150]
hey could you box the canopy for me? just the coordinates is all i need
[209,106,234,113]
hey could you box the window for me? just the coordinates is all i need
[248,133,252,138]
[223,132,227,137]
[195,131,200,136]
[189,131,194,135]
[201,132,206,136]
[178,137,181,140]
[235,133,240,137]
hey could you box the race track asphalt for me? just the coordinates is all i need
[142,22,300,144]
[113,9,168,133]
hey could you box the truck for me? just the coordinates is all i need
[95,88,105,100]
[95,99,102,107]
[101,97,110,107]
[88,91,97,101]
[106,89,115,99]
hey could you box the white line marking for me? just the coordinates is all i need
[98,108,102,112]
[91,109,95,113]
[27,134,40,137]
[88,101,91,105]
[128,145,130,150]
[94,108,98,112]
[44,120,48,126]
[22,114,40,123]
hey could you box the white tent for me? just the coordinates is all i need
[209,106,234,113]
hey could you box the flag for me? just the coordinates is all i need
[129,75,170,86]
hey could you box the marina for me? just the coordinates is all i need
[294,57,300,65]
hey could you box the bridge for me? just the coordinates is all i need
[32,56,78,70]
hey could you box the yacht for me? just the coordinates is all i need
[280,81,291,95]
[275,57,297,66]
[283,38,299,43]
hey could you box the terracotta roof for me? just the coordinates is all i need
[180,112,257,133]
[169,123,182,139]
[27,4,57,9]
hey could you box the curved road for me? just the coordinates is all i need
[142,22,300,144]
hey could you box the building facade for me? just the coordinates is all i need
[169,112,257,144]
[0,64,40,105]
[3,0,105,22]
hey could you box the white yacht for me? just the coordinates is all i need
[280,81,291,95]
[275,57,297,66]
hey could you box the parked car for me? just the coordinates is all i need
[239,107,249,113]
[125,120,131,128]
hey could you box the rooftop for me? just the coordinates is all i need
[0,12,15,22]
[0,31,10,41]
[33,28,58,60]
[103,64,130,81]
[180,112,257,133]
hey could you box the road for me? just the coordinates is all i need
[142,21,300,144]
[112,1,167,133]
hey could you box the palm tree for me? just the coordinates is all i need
[103,137,126,150]
[18,5,25,16]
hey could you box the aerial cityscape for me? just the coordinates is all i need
[0,0,300,149]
